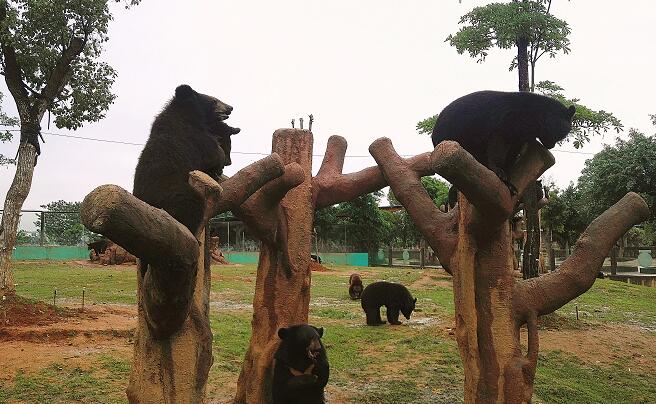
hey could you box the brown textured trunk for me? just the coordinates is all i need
[81,156,286,404]
[235,130,314,404]
[522,182,541,279]
[452,194,537,403]
[127,229,213,403]
[517,35,530,93]
[0,140,37,294]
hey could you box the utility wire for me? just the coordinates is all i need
[0,128,598,156]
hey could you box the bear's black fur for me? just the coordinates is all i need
[360,281,416,326]
[133,84,240,236]
[273,324,330,404]
[432,90,575,195]
[349,273,363,300]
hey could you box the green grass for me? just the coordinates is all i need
[12,261,137,305]
[0,357,131,404]
[535,350,654,403]
[4,261,656,403]
[559,278,656,329]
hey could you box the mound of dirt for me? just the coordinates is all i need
[310,261,331,272]
[0,294,73,327]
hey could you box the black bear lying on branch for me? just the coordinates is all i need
[432,90,575,201]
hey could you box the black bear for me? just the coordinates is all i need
[273,324,330,404]
[360,281,416,326]
[431,90,575,195]
[348,273,363,300]
[133,84,240,236]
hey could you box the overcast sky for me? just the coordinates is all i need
[1,0,655,220]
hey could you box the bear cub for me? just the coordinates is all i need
[431,90,575,195]
[133,84,240,236]
[273,324,330,404]
[349,273,363,300]
[361,281,416,326]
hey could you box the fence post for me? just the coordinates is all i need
[610,245,618,276]
[387,245,393,267]
[420,239,425,268]
[40,211,45,246]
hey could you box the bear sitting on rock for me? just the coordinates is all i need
[360,281,416,326]
[273,324,330,404]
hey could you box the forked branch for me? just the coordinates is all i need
[431,140,554,223]
[313,135,434,208]
[513,192,650,320]
[369,137,458,271]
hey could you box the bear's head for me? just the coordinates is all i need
[401,297,417,320]
[278,324,325,363]
[538,101,575,149]
[174,84,241,166]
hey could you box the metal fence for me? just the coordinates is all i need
[1,209,97,246]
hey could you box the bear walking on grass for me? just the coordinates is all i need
[273,324,330,404]
[360,281,416,326]
[348,273,363,300]
[432,90,575,196]
[133,84,240,236]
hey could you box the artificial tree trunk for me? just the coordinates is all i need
[234,131,437,403]
[370,138,649,403]
[81,155,286,403]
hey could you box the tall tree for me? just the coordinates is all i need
[0,0,139,294]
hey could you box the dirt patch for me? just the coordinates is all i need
[0,304,136,379]
[0,294,75,327]
[522,323,656,373]
[310,261,331,272]
[410,270,453,289]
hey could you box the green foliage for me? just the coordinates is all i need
[536,80,623,148]
[0,92,19,165]
[33,200,97,245]
[446,1,570,74]
[386,176,450,247]
[15,229,33,244]
[541,183,587,248]
[576,129,656,223]
[415,114,438,135]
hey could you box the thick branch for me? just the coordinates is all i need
[81,185,198,266]
[431,140,554,223]
[188,153,286,228]
[369,137,457,271]
[81,184,199,339]
[35,36,85,116]
[313,135,433,208]
[513,192,649,319]
[234,163,305,246]
[0,4,29,119]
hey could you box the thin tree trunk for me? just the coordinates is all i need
[0,141,37,294]
[517,36,530,92]
[522,182,541,279]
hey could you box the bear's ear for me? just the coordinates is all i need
[413,298,417,304]
[278,327,289,340]
[567,105,576,118]
[314,326,324,338]
[175,84,197,100]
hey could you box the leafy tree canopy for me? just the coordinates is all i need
[0,0,139,130]
[536,80,623,148]
[446,1,570,75]
[387,176,449,208]
[541,183,587,247]
[576,128,656,223]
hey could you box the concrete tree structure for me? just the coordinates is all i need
[81,154,287,403]
[370,138,649,403]
[233,129,439,403]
